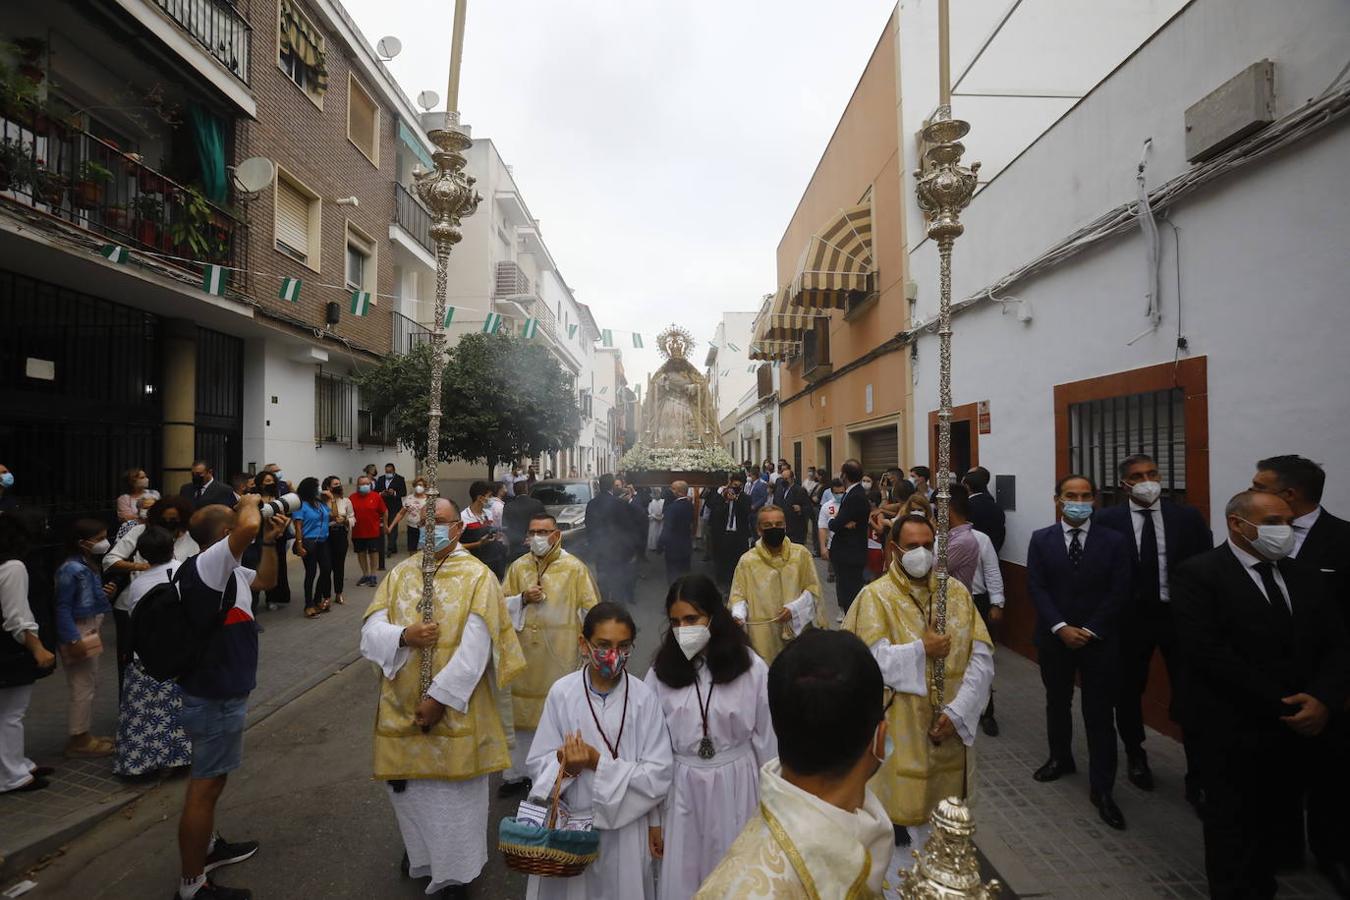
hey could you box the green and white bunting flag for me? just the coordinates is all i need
[728,342,740,352]
[632,333,644,349]
[747,364,756,372]
[349,291,372,316]
[601,329,614,347]
[202,264,227,296]
[482,312,503,334]
[443,306,456,327]
[721,369,730,377]
[599,386,608,395]
[278,277,301,302]
[522,318,539,339]
[98,244,128,264]
[568,323,578,340]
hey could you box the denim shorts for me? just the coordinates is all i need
[352,537,381,553]
[179,693,248,779]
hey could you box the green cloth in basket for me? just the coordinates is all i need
[498,816,600,866]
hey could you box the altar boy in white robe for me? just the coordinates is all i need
[360,499,526,898]
[645,574,776,900]
[526,602,674,900]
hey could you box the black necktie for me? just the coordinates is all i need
[1137,509,1161,603]
[1068,528,1084,568]
[1253,561,1293,630]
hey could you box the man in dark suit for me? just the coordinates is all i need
[1252,455,1350,889]
[828,459,871,615]
[179,460,236,510]
[1027,474,1131,830]
[1096,453,1212,795]
[963,466,1006,552]
[661,480,695,582]
[705,472,752,587]
[776,467,812,545]
[376,463,408,554]
[1173,489,1350,899]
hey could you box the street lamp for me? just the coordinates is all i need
[412,0,481,697]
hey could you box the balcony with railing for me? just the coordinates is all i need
[392,182,433,255]
[493,260,531,298]
[391,309,433,355]
[0,110,246,287]
[151,0,252,84]
[801,325,832,382]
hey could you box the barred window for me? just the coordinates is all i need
[1068,387,1186,505]
[315,372,353,445]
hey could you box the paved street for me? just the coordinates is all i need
[3,547,1340,898]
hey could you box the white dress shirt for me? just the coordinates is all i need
[1129,499,1170,601]
[1290,506,1322,558]
[970,529,1005,608]
[1227,540,1293,613]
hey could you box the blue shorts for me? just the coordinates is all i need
[179,693,248,779]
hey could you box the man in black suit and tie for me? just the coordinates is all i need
[963,466,1006,552]
[705,472,752,587]
[1173,489,1350,899]
[660,480,695,582]
[1027,474,1131,829]
[1096,454,1212,795]
[179,460,236,510]
[1252,455,1350,891]
[375,463,407,554]
[828,459,870,615]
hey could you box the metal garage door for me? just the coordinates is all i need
[857,425,899,476]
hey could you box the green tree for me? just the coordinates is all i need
[356,332,581,476]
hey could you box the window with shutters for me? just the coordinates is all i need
[278,0,326,106]
[274,169,320,272]
[345,222,375,292]
[346,75,379,166]
[315,372,353,445]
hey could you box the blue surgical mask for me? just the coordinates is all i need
[358,484,372,494]
[0,472,11,488]
[872,723,894,764]
[1062,500,1094,523]
[432,523,457,551]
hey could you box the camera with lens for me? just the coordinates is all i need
[260,492,301,519]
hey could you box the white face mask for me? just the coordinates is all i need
[1239,519,1295,560]
[529,534,555,557]
[1129,480,1162,506]
[87,539,111,556]
[900,546,935,579]
[135,477,150,490]
[674,624,711,660]
[414,485,426,495]
[862,479,874,490]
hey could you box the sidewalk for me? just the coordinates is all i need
[0,550,395,880]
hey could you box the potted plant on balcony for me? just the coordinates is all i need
[132,192,164,247]
[32,161,66,207]
[168,185,212,259]
[0,137,33,193]
[73,159,112,209]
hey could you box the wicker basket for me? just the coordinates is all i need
[498,769,599,878]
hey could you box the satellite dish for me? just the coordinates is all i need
[376,36,403,60]
[416,90,440,112]
[233,157,275,194]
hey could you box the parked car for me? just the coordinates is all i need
[529,480,592,544]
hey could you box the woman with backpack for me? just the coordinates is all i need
[0,515,58,792]
[112,526,192,777]
[55,519,115,758]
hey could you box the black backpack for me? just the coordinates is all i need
[131,556,237,682]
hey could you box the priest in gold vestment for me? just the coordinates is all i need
[696,630,894,899]
[842,513,993,863]
[497,511,600,795]
[360,498,526,895]
[728,505,825,664]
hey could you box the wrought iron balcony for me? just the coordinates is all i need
[391,309,433,355]
[0,110,245,286]
[152,0,252,84]
[493,260,531,298]
[393,182,433,255]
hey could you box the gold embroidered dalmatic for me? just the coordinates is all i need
[728,538,824,664]
[842,563,991,826]
[502,546,599,729]
[364,553,526,782]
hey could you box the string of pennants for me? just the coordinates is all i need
[95,242,662,344]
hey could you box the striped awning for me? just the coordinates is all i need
[788,202,875,309]
[748,340,798,361]
[752,284,822,348]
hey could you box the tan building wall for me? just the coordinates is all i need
[775,11,913,478]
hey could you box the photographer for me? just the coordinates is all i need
[244,469,291,613]
[462,481,506,579]
[705,471,752,587]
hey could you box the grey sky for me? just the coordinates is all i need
[343,0,897,386]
